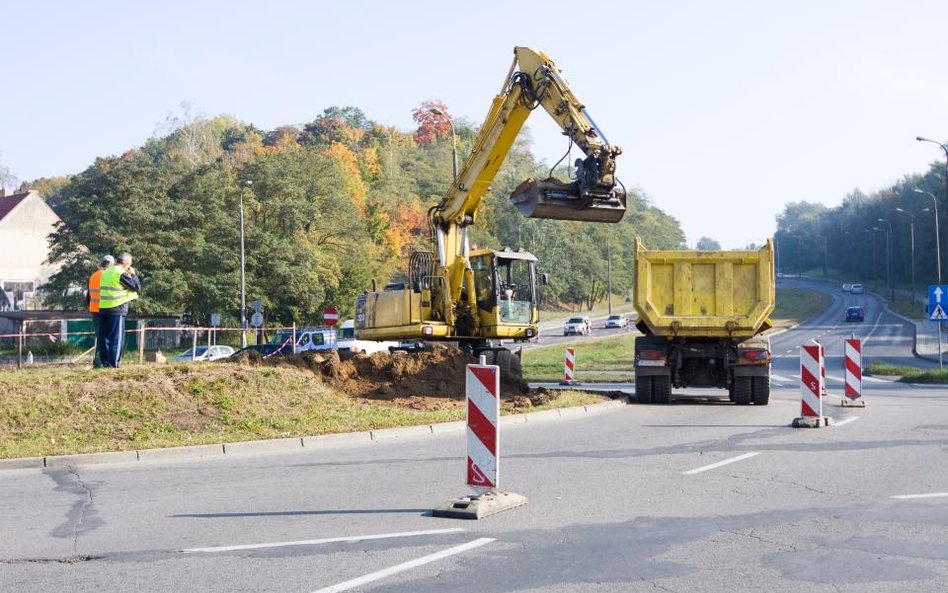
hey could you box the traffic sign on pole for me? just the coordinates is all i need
[323,306,339,326]
[929,285,948,322]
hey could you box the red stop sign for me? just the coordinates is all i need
[323,306,339,325]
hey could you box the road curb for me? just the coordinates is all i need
[0,400,625,471]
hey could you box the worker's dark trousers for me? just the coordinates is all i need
[91,313,103,368]
[98,313,126,368]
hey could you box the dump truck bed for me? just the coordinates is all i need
[634,238,775,338]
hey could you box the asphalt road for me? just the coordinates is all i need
[2,287,947,592]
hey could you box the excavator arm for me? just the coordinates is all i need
[431,46,626,232]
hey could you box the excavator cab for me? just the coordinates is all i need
[470,248,538,340]
[509,151,627,223]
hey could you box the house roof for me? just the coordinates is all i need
[0,192,32,223]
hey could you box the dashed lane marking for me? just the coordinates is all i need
[892,492,948,500]
[833,416,860,427]
[310,537,496,593]
[180,528,466,554]
[684,452,760,475]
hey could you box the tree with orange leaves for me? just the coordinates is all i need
[411,100,453,144]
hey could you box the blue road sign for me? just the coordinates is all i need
[929,285,948,322]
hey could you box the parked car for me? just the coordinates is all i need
[232,343,293,359]
[563,316,592,336]
[174,345,235,362]
[842,283,852,292]
[845,306,865,322]
[850,283,864,294]
[605,314,629,329]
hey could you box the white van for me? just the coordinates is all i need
[270,328,336,353]
[337,319,398,355]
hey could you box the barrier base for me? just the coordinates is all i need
[791,416,834,428]
[558,380,581,386]
[432,490,527,520]
[840,398,866,407]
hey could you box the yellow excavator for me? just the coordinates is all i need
[355,46,626,368]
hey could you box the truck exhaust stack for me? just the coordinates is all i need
[509,177,627,223]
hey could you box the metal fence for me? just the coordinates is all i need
[0,320,306,370]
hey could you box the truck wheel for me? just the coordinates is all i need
[733,376,752,405]
[752,376,770,405]
[634,373,653,404]
[653,375,671,404]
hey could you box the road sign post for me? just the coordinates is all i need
[928,285,947,369]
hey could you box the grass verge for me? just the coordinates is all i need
[865,361,948,383]
[0,363,609,460]
[769,286,830,330]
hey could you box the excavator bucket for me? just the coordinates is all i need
[509,177,627,223]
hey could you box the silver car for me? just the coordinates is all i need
[174,345,236,362]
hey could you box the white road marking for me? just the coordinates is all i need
[310,537,496,593]
[684,452,760,475]
[892,492,948,500]
[833,416,860,427]
[181,528,466,554]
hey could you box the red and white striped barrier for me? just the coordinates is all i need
[560,347,578,385]
[842,338,866,407]
[466,363,500,490]
[793,343,832,427]
[432,361,528,519]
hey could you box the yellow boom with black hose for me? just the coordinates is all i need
[355,47,626,363]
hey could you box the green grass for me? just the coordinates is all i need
[866,361,948,383]
[522,334,635,381]
[770,287,830,329]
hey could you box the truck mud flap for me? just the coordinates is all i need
[509,178,626,223]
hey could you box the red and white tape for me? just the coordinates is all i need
[466,363,499,490]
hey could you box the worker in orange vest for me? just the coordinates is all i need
[87,254,114,368]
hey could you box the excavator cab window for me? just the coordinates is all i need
[495,255,535,324]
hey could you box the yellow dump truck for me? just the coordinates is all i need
[632,238,776,405]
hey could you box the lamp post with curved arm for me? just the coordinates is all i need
[430,107,458,181]
[895,207,925,309]
[913,188,942,285]
[915,134,947,369]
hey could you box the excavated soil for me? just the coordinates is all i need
[228,346,541,411]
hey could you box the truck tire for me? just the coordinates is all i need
[733,376,752,405]
[634,373,653,404]
[752,376,770,405]
[653,375,671,404]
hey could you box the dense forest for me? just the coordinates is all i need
[23,104,685,325]
[774,156,947,302]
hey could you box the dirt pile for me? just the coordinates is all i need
[228,346,531,405]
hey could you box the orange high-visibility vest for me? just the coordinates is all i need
[88,269,104,313]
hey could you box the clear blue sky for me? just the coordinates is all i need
[3,0,947,248]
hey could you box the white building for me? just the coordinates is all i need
[0,190,63,310]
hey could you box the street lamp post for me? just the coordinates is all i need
[913,188,943,283]
[876,218,894,302]
[895,207,920,310]
[914,134,947,370]
[239,180,252,349]
[429,107,458,181]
